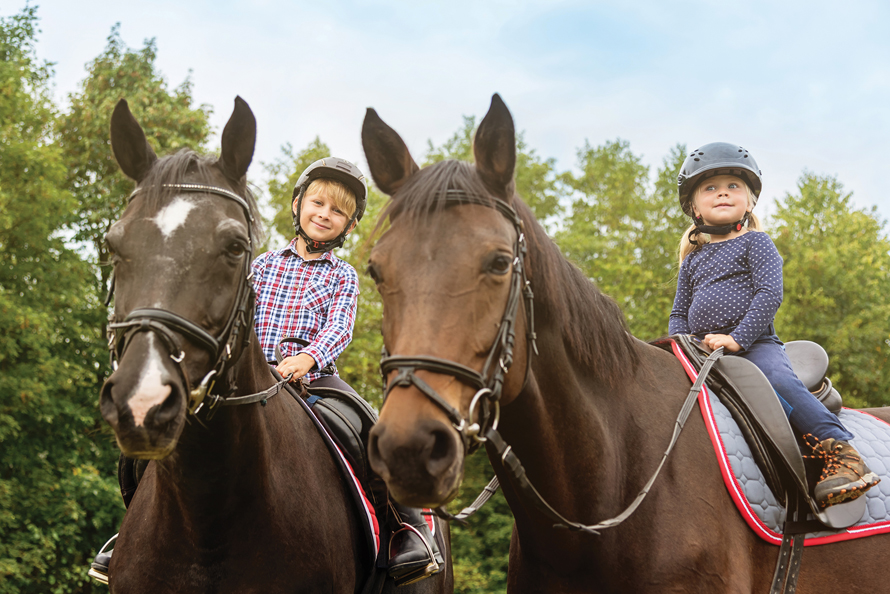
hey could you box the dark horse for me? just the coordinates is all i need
[361,94,890,593]
[99,97,452,593]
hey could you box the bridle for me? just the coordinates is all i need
[107,183,287,416]
[379,189,537,454]
[378,188,728,536]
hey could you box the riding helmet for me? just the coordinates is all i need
[677,143,762,218]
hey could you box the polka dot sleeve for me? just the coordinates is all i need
[669,261,693,335]
[728,233,784,350]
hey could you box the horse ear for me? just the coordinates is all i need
[361,108,419,196]
[110,99,158,182]
[473,94,516,200]
[217,96,256,181]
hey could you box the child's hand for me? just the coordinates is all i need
[702,334,741,353]
[276,353,317,381]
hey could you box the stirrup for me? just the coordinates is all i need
[389,523,440,586]
[87,533,117,585]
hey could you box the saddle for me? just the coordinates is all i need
[660,335,865,530]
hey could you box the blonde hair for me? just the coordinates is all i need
[677,183,761,266]
[299,178,357,219]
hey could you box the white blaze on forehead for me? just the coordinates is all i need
[153,196,196,238]
[130,335,172,427]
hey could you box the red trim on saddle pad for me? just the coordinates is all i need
[330,442,380,556]
[670,340,890,546]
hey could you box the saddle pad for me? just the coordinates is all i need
[672,344,890,545]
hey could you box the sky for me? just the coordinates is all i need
[25,0,890,225]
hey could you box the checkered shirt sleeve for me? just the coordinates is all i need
[251,239,359,382]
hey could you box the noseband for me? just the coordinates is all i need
[107,183,261,415]
[379,189,537,453]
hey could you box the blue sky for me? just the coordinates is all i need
[29,0,890,224]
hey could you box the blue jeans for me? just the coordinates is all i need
[735,335,853,442]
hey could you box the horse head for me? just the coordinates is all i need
[100,97,258,459]
[363,95,530,508]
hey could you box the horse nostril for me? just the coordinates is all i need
[426,427,458,477]
[367,428,391,480]
[149,387,182,427]
[99,379,120,426]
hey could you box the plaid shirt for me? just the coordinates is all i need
[252,238,358,382]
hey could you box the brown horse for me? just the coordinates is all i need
[99,97,452,593]
[361,94,890,593]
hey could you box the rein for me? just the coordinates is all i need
[380,189,726,534]
[107,183,288,416]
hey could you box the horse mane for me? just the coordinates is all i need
[137,149,265,247]
[378,160,639,386]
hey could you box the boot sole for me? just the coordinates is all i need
[820,472,881,507]
[393,560,442,586]
[88,567,109,585]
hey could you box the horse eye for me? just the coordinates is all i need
[226,242,247,258]
[488,254,512,275]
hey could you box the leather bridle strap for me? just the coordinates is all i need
[449,345,725,533]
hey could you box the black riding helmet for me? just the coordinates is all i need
[677,142,763,237]
[292,157,368,253]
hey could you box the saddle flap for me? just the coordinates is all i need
[784,341,829,392]
[713,356,809,491]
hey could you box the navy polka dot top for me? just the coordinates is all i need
[668,231,784,351]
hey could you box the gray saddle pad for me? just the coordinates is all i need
[705,390,890,544]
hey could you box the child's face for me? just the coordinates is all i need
[692,175,749,227]
[294,190,356,242]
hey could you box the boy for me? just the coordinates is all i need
[252,157,443,584]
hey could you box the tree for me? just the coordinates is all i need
[771,173,890,407]
[556,141,688,340]
[58,24,211,299]
[0,8,120,593]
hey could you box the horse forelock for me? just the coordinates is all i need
[376,158,638,387]
[135,149,264,247]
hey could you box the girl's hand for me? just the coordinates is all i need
[276,353,317,381]
[703,334,742,353]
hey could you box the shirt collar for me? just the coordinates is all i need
[279,237,337,265]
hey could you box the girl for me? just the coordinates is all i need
[668,142,879,508]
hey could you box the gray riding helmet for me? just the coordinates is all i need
[677,143,763,218]
[292,157,368,253]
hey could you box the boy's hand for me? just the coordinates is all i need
[277,353,317,381]
[703,334,741,353]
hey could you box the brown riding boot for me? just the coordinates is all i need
[812,438,880,507]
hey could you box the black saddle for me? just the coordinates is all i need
[663,335,865,530]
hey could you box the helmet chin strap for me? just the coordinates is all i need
[292,211,350,254]
[688,212,750,245]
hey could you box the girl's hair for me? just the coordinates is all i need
[677,182,762,266]
[301,178,357,219]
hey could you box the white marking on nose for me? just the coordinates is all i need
[130,335,172,427]
[153,197,196,238]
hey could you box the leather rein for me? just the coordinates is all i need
[379,189,727,535]
[107,183,290,416]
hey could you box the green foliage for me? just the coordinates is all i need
[771,174,890,407]
[57,24,211,295]
[556,141,688,340]
[0,8,121,593]
[423,115,566,224]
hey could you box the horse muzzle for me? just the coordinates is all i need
[368,416,464,508]
[100,336,187,459]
